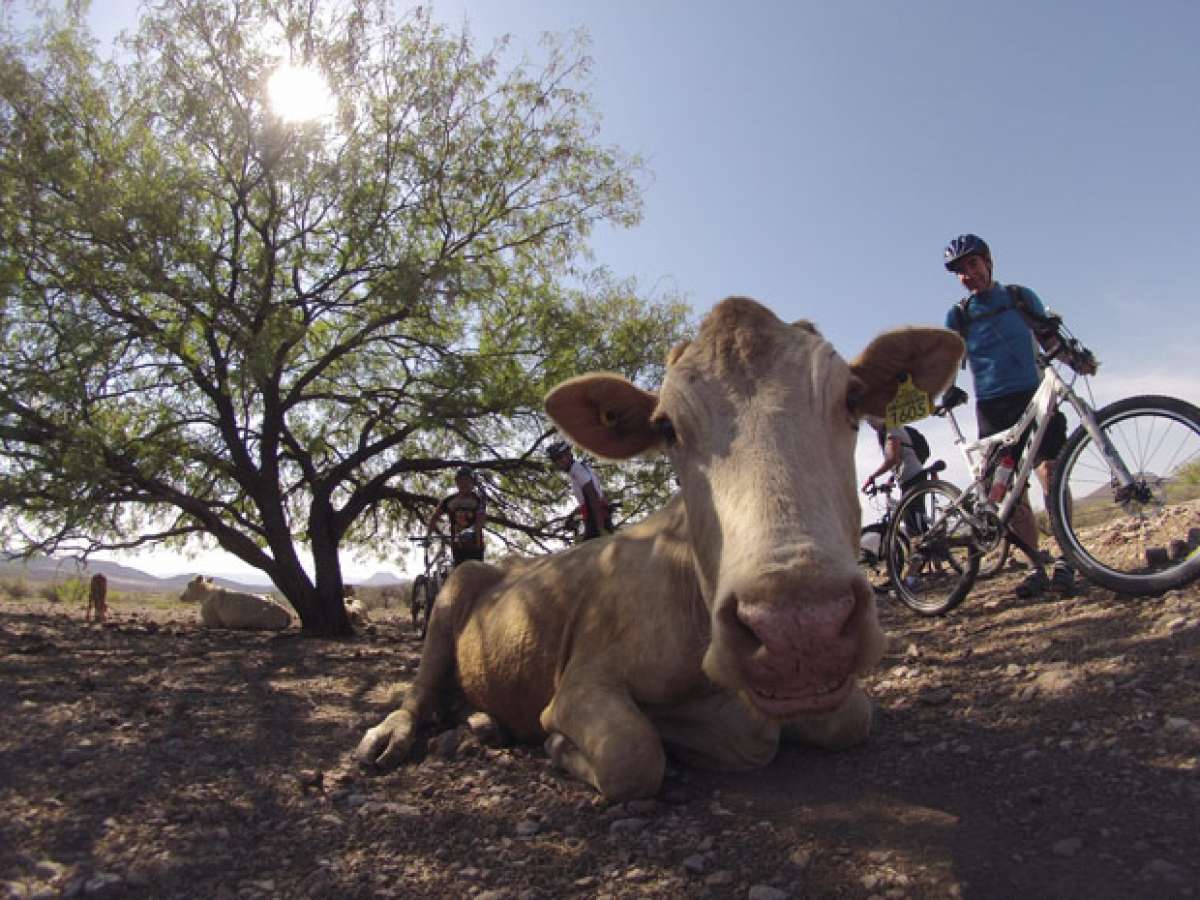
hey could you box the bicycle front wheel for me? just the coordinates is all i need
[978,536,1012,579]
[861,522,908,589]
[1049,395,1200,594]
[409,576,429,634]
[421,574,440,637]
[886,479,980,616]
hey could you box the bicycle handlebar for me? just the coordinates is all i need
[1044,336,1098,376]
[862,458,945,497]
[407,534,455,544]
[1029,312,1098,375]
[862,478,897,497]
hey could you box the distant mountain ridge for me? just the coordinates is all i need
[358,570,408,587]
[0,555,406,595]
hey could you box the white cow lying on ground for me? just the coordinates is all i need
[358,297,963,800]
[343,586,370,628]
[181,576,292,631]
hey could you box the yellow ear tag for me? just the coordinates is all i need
[885,374,931,428]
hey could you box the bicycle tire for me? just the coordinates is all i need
[977,536,1012,579]
[864,521,909,572]
[421,574,440,637]
[1049,394,1200,594]
[860,523,886,568]
[886,479,980,616]
[861,522,908,592]
[409,576,428,634]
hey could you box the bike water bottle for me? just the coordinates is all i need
[988,452,1016,503]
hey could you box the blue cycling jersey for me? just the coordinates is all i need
[945,282,1048,401]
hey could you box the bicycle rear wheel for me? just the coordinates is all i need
[886,479,980,616]
[1049,395,1200,594]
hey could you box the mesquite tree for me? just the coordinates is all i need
[0,0,688,635]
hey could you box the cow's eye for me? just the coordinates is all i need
[653,416,678,447]
[845,376,866,419]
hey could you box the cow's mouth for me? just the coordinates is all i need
[747,675,851,718]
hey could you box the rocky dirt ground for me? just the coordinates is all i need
[2,565,1198,900]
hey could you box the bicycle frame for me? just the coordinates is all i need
[859,479,899,567]
[422,538,452,583]
[863,478,901,525]
[407,534,454,594]
[939,358,1136,538]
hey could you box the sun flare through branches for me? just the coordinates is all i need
[267,64,334,123]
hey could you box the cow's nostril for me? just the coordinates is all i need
[716,594,762,655]
[841,578,873,637]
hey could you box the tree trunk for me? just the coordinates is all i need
[294,584,353,637]
[293,513,355,638]
[273,556,353,638]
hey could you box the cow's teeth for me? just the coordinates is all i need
[755,677,846,701]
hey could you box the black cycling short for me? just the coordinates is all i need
[976,388,1066,465]
[579,500,615,542]
[451,544,484,567]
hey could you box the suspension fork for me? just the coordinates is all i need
[1062,386,1137,488]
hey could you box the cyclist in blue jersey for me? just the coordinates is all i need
[943,234,1076,599]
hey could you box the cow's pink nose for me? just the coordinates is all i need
[738,591,855,652]
[718,571,873,673]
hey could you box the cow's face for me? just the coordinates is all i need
[180,576,214,604]
[545,297,962,720]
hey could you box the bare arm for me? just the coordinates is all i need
[862,436,902,488]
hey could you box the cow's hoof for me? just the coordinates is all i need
[356,710,417,770]
[544,732,572,767]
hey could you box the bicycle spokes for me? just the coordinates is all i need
[1050,396,1200,594]
[887,480,980,616]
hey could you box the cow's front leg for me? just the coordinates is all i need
[356,596,457,769]
[648,689,780,771]
[541,681,664,801]
[779,678,873,750]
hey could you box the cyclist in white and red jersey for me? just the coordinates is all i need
[546,441,613,542]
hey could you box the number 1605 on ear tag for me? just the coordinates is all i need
[885,375,931,428]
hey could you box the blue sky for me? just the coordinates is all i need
[19,0,1200,580]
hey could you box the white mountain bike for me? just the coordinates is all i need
[885,322,1200,615]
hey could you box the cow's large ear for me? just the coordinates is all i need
[849,328,965,417]
[545,373,660,460]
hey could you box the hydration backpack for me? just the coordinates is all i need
[951,284,1062,346]
[902,425,930,463]
[876,424,931,463]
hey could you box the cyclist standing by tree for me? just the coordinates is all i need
[425,465,487,566]
[547,440,613,542]
[942,233,1080,599]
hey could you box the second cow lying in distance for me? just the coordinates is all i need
[358,296,963,800]
[180,576,292,631]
